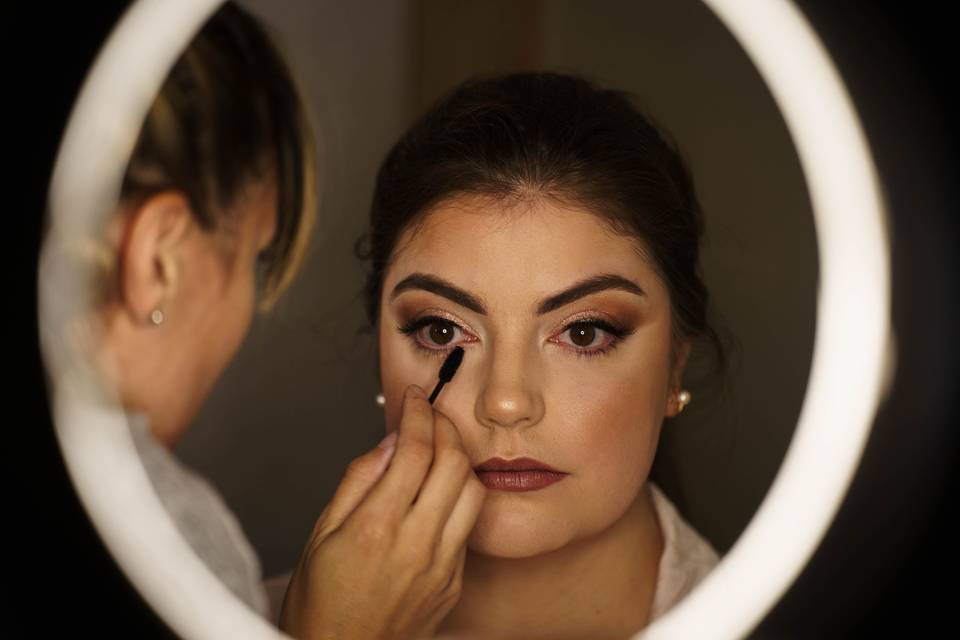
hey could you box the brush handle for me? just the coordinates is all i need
[427,381,444,405]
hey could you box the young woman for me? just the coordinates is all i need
[352,71,725,638]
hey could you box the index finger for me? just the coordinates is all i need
[359,384,437,519]
[409,411,473,533]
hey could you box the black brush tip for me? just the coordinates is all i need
[438,346,465,383]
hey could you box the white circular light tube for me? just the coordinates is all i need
[40,0,278,638]
[639,0,892,637]
[38,0,892,638]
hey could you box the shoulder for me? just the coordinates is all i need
[648,482,720,622]
[128,414,270,617]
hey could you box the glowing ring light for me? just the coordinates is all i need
[40,0,279,637]
[38,0,892,638]
[644,0,892,636]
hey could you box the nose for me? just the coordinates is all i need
[474,342,545,431]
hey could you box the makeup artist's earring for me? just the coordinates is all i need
[150,309,165,326]
[676,389,692,413]
[375,392,385,408]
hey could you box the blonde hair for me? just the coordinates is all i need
[113,1,317,310]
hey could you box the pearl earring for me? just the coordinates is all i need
[676,389,692,413]
[375,393,385,407]
[150,309,165,326]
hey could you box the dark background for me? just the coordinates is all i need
[14,1,959,636]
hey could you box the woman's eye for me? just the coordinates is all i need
[559,322,605,349]
[554,320,629,355]
[398,316,471,353]
[423,319,458,346]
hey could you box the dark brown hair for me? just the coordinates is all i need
[120,1,316,308]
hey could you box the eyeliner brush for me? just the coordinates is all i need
[428,346,465,405]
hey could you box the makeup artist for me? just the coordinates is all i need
[76,3,483,636]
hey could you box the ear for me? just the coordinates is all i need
[118,191,193,324]
[665,340,693,417]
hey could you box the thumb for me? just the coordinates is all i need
[313,432,397,537]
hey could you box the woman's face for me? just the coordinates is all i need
[377,195,683,558]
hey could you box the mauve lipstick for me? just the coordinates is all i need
[474,457,568,492]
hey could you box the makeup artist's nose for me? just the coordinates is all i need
[474,346,544,431]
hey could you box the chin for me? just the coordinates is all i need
[466,499,574,559]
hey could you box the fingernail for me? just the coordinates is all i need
[378,431,398,450]
[407,384,426,399]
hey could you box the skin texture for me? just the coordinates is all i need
[97,182,277,445]
[378,195,690,638]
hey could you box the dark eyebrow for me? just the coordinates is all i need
[390,273,487,314]
[390,272,645,316]
[536,273,646,315]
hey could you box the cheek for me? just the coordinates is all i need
[210,260,257,364]
[548,335,672,503]
[228,283,256,347]
[378,320,442,433]
[555,368,663,483]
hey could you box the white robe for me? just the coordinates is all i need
[129,415,270,617]
[647,482,721,622]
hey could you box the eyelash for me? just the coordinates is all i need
[396,316,472,359]
[396,315,633,359]
[558,318,632,358]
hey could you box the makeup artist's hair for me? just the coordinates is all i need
[356,71,727,376]
[112,1,316,309]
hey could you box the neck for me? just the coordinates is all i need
[439,483,664,640]
[96,309,194,448]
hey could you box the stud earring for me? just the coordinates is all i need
[375,393,385,407]
[676,389,692,413]
[150,309,165,326]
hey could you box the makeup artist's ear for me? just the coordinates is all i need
[118,191,192,324]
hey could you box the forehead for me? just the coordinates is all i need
[386,196,664,308]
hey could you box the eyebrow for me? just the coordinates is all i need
[389,272,645,316]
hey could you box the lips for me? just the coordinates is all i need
[474,457,568,492]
